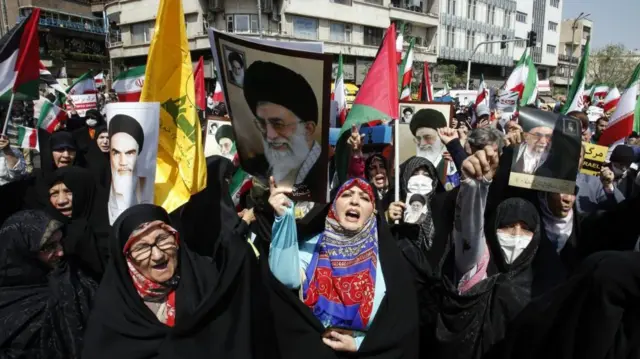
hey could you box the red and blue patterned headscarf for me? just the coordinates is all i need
[302,178,378,331]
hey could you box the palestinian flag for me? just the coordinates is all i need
[598,63,640,146]
[418,62,434,101]
[332,53,347,126]
[39,61,65,94]
[113,65,145,102]
[0,9,41,101]
[603,87,621,113]
[17,126,38,150]
[562,38,590,114]
[336,23,398,183]
[503,50,537,106]
[67,71,97,95]
[38,99,67,133]
[399,38,415,101]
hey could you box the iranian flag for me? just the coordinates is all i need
[598,63,640,146]
[229,165,253,209]
[212,81,224,104]
[399,38,415,101]
[38,99,68,133]
[94,72,104,87]
[17,126,38,150]
[336,23,398,183]
[418,62,434,101]
[39,61,65,94]
[476,74,489,107]
[332,53,347,126]
[591,84,610,101]
[0,8,41,101]
[562,38,590,114]
[67,71,97,95]
[395,23,404,64]
[113,65,145,102]
[503,50,538,106]
[582,85,592,104]
[603,87,621,113]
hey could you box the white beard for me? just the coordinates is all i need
[112,173,137,208]
[233,72,244,85]
[404,208,422,224]
[416,139,444,166]
[263,124,310,184]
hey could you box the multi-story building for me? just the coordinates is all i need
[550,17,592,92]
[437,0,561,90]
[104,0,439,88]
[0,0,109,78]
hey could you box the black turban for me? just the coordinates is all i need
[108,114,144,152]
[410,109,447,136]
[228,51,244,67]
[517,107,558,133]
[403,107,414,115]
[215,124,234,143]
[243,61,318,124]
[409,193,426,205]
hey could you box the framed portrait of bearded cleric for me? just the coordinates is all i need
[508,107,582,195]
[105,102,160,224]
[209,29,332,203]
[204,119,236,160]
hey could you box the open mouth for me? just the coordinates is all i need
[59,208,72,217]
[152,261,169,270]
[345,209,361,222]
[374,174,385,185]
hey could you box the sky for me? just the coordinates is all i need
[562,0,639,51]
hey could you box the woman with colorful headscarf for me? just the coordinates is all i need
[267,177,419,358]
[0,210,97,358]
[82,204,274,358]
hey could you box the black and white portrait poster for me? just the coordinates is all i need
[204,119,235,160]
[209,29,332,202]
[509,107,582,194]
[105,102,160,224]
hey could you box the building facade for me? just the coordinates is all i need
[0,0,109,78]
[550,17,592,92]
[104,0,439,87]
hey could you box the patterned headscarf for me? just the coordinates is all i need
[123,220,180,327]
[302,178,378,331]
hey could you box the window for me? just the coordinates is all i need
[516,11,527,23]
[293,16,318,40]
[329,22,351,43]
[550,0,560,8]
[364,26,384,46]
[226,14,260,33]
[503,11,511,28]
[331,0,352,5]
[465,30,476,50]
[548,21,557,32]
[131,22,150,44]
[445,26,455,47]
[467,0,476,20]
[515,37,525,48]
[447,0,456,15]
[485,5,495,24]
[547,44,556,54]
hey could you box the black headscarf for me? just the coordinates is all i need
[266,211,420,359]
[432,197,541,359]
[0,210,97,358]
[81,125,111,189]
[399,156,445,252]
[45,166,110,279]
[82,204,274,358]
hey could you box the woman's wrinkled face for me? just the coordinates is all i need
[97,132,110,153]
[52,148,76,168]
[38,229,64,266]
[49,182,73,218]
[335,185,374,232]
[128,225,179,283]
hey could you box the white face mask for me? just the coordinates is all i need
[86,119,98,127]
[407,174,433,196]
[496,232,532,264]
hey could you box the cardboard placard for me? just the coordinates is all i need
[580,142,608,176]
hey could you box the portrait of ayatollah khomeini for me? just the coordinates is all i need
[242,60,323,193]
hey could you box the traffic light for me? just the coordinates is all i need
[500,35,507,49]
[527,31,537,47]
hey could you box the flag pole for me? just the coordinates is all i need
[394,120,399,202]
[2,92,16,135]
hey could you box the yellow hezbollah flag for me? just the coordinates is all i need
[140,0,207,213]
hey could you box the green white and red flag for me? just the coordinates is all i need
[475,74,489,107]
[395,23,404,65]
[562,38,590,114]
[66,71,97,95]
[113,65,146,102]
[598,63,640,146]
[38,98,68,133]
[399,38,415,101]
[502,50,537,106]
[603,87,621,113]
[332,53,348,126]
[17,126,38,150]
[418,62,434,101]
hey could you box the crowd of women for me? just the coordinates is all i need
[0,101,639,359]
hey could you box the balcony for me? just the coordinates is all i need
[558,54,579,63]
[389,0,438,27]
[18,14,105,35]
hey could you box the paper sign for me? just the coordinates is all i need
[496,90,519,111]
[68,94,98,116]
[581,142,608,176]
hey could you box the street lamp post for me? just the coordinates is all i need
[566,12,590,93]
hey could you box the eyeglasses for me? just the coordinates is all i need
[127,234,177,262]
[253,117,300,135]
[529,132,552,141]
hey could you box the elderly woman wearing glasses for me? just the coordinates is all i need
[82,204,275,358]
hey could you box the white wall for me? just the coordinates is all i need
[513,0,532,60]
[286,0,391,28]
[541,2,561,67]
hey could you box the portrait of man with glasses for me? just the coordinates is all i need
[242,60,322,192]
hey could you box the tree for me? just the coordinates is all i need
[435,64,467,89]
[588,44,639,88]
